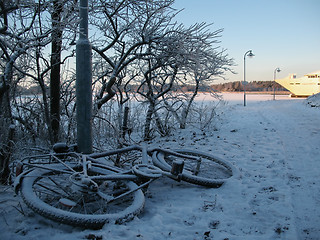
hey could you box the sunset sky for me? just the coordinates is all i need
[173,0,320,83]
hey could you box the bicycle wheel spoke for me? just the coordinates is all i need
[35,182,69,199]
[88,195,106,215]
[153,149,234,187]
[47,176,74,198]
[20,162,145,227]
[81,197,88,215]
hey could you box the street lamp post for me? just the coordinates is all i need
[243,50,255,106]
[76,0,92,153]
[273,67,281,100]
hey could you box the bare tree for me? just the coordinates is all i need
[90,0,177,109]
[0,0,78,182]
[0,0,52,183]
[177,49,234,129]
[137,60,178,140]
[134,22,233,139]
[89,0,234,140]
[161,23,234,129]
[50,0,78,143]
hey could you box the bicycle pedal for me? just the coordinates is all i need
[170,160,184,176]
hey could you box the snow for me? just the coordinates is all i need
[306,92,320,107]
[1,93,320,240]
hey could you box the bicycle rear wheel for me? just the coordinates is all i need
[19,164,145,228]
[152,149,236,187]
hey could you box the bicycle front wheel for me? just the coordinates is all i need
[152,149,236,187]
[19,165,145,228]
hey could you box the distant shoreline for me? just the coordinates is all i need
[219,91,290,95]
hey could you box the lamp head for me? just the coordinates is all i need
[276,68,281,73]
[247,50,255,58]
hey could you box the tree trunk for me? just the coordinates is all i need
[0,86,14,184]
[144,101,167,140]
[144,103,154,140]
[121,106,130,139]
[180,108,187,129]
[154,111,166,136]
[180,81,199,129]
[0,123,14,184]
[0,45,17,183]
[50,0,63,143]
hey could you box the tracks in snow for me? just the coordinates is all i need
[256,100,320,240]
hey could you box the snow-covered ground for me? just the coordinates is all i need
[1,93,319,240]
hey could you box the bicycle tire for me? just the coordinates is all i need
[152,149,236,187]
[19,164,145,229]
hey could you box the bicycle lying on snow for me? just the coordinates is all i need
[14,143,237,229]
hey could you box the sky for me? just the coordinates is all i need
[172,0,320,83]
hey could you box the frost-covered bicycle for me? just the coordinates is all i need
[14,143,237,229]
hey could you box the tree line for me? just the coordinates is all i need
[17,81,288,95]
[211,81,289,92]
[0,0,233,183]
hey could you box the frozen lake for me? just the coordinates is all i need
[195,92,299,105]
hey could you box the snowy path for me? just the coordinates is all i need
[256,100,320,240]
[1,97,319,240]
[213,98,320,240]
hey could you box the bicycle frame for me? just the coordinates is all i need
[15,144,195,194]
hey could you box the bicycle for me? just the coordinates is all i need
[14,143,237,229]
